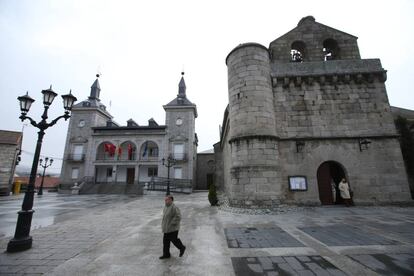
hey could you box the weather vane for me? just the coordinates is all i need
[96,65,102,78]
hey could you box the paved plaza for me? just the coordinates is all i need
[0,192,413,275]
[0,194,137,239]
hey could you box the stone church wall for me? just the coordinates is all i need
[272,60,395,138]
[219,17,412,207]
[269,16,360,62]
[278,139,411,205]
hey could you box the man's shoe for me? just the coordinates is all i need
[179,246,186,257]
[159,255,170,259]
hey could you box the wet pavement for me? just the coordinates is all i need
[231,255,347,276]
[0,192,413,275]
[0,193,137,239]
[225,227,304,248]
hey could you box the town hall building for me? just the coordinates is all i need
[59,73,197,193]
[214,16,412,207]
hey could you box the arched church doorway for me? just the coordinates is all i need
[317,161,347,205]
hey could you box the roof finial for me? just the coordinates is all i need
[89,74,101,100]
[178,71,186,97]
[96,65,102,79]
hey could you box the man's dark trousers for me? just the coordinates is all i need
[163,231,185,256]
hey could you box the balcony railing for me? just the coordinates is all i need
[95,153,116,161]
[94,153,187,162]
[139,155,159,161]
[95,153,137,161]
[144,177,192,194]
[172,153,187,161]
[67,154,85,162]
[117,156,136,161]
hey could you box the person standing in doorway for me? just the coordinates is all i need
[338,178,352,207]
[331,179,337,204]
[159,195,186,259]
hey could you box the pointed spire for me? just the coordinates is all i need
[178,72,186,97]
[89,74,101,100]
[164,71,195,108]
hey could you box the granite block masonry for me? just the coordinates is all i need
[215,16,412,207]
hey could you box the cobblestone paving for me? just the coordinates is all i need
[0,193,413,275]
[232,256,346,276]
[0,228,112,275]
[299,224,400,246]
[218,196,314,215]
[225,227,304,248]
[348,253,414,275]
[0,194,136,238]
[0,194,146,275]
[366,223,414,243]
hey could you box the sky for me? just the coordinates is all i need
[1,0,413,175]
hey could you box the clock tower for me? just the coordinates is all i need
[60,75,112,186]
[163,73,198,183]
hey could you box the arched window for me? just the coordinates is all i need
[291,41,306,62]
[96,141,116,160]
[118,141,137,160]
[140,141,159,160]
[323,39,340,61]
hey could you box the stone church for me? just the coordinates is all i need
[214,16,412,207]
[59,73,197,193]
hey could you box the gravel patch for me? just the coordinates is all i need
[217,195,315,215]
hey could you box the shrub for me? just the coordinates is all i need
[208,184,218,206]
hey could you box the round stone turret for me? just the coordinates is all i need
[225,43,281,208]
[226,43,277,139]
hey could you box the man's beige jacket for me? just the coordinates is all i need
[161,203,181,233]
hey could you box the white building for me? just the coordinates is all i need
[60,74,197,193]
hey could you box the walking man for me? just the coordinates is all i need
[160,195,186,259]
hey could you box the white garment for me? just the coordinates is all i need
[338,181,351,199]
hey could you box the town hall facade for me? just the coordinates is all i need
[60,74,197,193]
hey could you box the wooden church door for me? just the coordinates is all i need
[317,162,334,205]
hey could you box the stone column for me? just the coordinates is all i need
[113,165,117,184]
[135,165,139,185]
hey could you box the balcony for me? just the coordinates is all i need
[95,153,115,162]
[95,154,137,162]
[67,154,85,162]
[172,153,187,162]
[139,155,159,162]
[118,156,137,161]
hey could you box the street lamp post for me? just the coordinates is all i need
[162,156,176,196]
[7,86,77,253]
[37,157,53,196]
